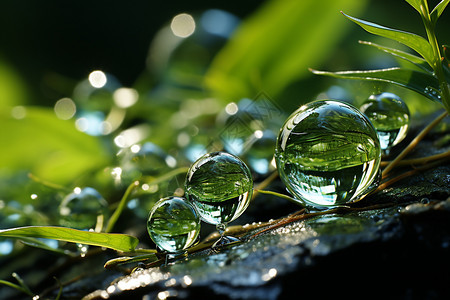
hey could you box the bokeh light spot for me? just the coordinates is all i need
[171,13,196,38]
[113,88,138,108]
[88,70,107,88]
[54,97,76,120]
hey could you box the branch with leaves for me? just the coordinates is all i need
[312,0,450,113]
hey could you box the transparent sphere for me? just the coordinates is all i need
[119,142,174,182]
[59,187,108,229]
[184,151,253,226]
[147,196,201,253]
[245,130,277,175]
[360,92,410,151]
[275,100,381,209]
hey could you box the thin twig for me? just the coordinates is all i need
[380,150,450,167]
[382,111,448,178]
[375,158,448,193]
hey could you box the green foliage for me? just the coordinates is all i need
[312,0,450,113]
[0,107,110,184]
[342,12,434,66]
[205,0,368,100]
[0,60,28,107]
[430,0,450,24]
[312,68,442,102]
[0,226,138,252]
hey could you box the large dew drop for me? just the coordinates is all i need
[275,100,381,210]
[147,196,201,254]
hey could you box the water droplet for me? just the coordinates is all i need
[185,151,253,224]
[360,92,410,153]
[59,187,108,230]
[245,129,277,175]
[184,151,253,246]
[147,196,201,253]
[275,100,381,210]
[120,142,174,183]
[73,72,123,136]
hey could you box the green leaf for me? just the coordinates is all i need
[104,252,158,269]
[359,40,434,73]
[342,12,434,66]
[0,107,110,184]
[0,279,33,297]
[205,0,368,100]
[405,0,425,14]
[0,226,139,252]
[19,237,75,256]
[431,0,450,23]
[311,67,442,102]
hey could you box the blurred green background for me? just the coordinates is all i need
[0,0,449,231]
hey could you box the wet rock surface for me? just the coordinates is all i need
[82,126,450,300]
[85,199,450,299]
[2,117,449,300]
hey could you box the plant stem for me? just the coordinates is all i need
[105,167,189,233]
[382,110,448,177]
[252,170,279,200]
[420,0,450,113]
[0,280,34,297]
[105,181,139,233]
[254,189,303,206]
[376,157,446,193]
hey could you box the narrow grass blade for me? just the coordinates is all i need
[0,226,139,252]
[359,40,433,73]
[311,67,442,103]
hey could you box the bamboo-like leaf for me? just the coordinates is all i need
[311,67,442,103]
[431,0,450,23]
[342,12,434,66]
[205,0,368,100]
[359,40,433,73]
[19,237,75,256]
[0,226,139,252]
[104,253,158,269]
[405,0,425,14]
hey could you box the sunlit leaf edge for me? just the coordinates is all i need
[342,12,434,66]
[310,67,442,103]
[404,0,424,15]
[431,0,450,23]
[359,40,433,74]
[0,226,139,252]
